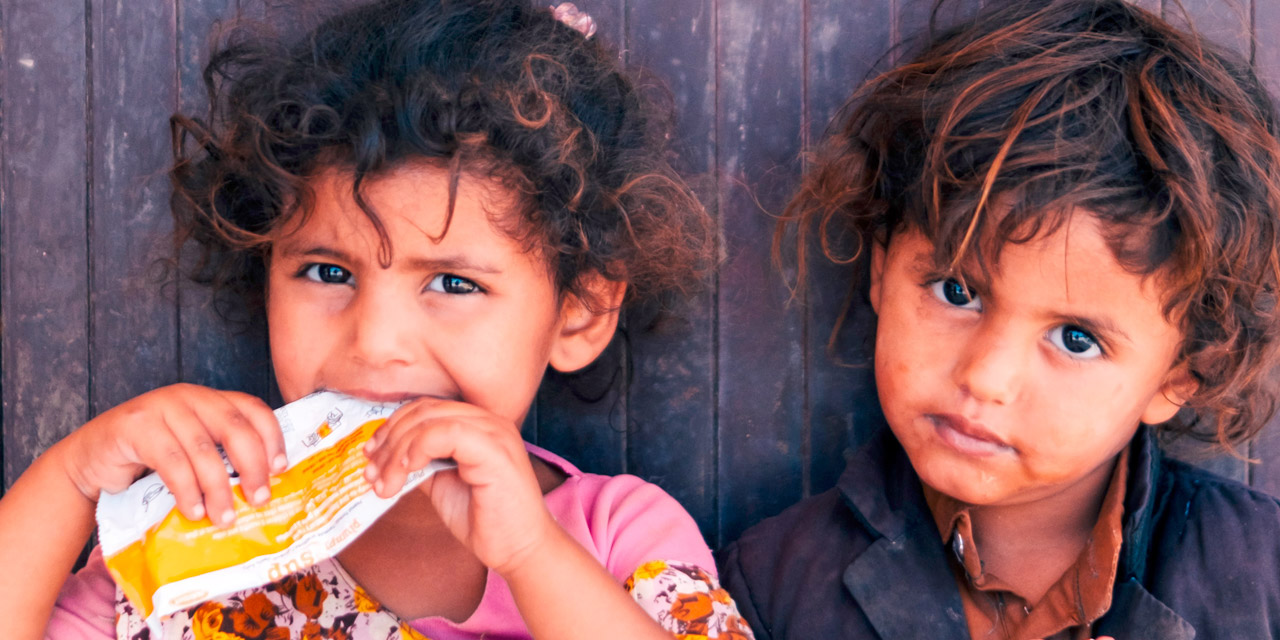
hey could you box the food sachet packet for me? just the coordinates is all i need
[96,391,452,632]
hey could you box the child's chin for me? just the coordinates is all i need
[917,458,1015,505]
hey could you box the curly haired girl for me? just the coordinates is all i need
[1,1,752,638]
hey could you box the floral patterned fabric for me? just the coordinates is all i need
[625,560,756,639]
[114,558,754,640]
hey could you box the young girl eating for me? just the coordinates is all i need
[720,1,1280,638]
[0,1,752,638]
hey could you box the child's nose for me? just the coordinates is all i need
[951,323,1025,406]
[347,290,415,368]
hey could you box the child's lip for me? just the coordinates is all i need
[929,413,1016,455]
[327,388,426,404]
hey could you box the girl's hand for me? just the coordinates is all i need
[362,397,555,575]
[55,383,286,526]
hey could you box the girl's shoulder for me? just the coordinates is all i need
[529,441,717,581]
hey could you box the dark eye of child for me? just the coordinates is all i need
[942,278,974,305]
[314,264,350,284]
[1061,326,1097,353]
[438,274,479,294]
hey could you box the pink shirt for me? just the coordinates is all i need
[47,443,716,639]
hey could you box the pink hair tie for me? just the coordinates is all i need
[551,2,597,39]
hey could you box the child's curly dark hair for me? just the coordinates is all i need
[783,0,1280,450]
[171,0,712,316]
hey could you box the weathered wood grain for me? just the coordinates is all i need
[625,0,719,538]
[802,0,893,497]
[1249,0,1280,499]
[1,2,91,488]
[1251,411,1280,497]
[1129,0,1163,15]
[89,0,181,414]
[714,0,806,544]
[1168,0,1251,58]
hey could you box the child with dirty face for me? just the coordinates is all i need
[2,1,753,638]
[719,1,1280,639]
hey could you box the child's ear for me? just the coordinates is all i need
[869,240,887,315]
[549,275,627,373]
[1141,365,1198,425]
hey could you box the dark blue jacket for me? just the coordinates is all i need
[718,426,1280,639]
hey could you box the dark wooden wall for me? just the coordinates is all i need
[3,0,1278,548]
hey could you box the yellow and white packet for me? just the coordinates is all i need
[95,391,452,633]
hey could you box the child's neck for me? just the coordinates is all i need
[965,454,1119,604]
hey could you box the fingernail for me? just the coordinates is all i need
[190,504,206,521]
[363,440,376,454]
[272,454,288,472]
[219,509,236,526]
[364,464,378,481]
[252,486,271,505]
[374,480,384,495]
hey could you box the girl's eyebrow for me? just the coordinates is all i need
[403,256,502,275]
[277,245,502,274]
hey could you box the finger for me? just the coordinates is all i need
[371,430,428,498]
[391,418,519,487]
[369,397,442,452]
[223,391,286,474]
[365,399,456,479]
[135,426,208,522]
[166,404,240,527]
[204,393,274,508]
[370,413,477,497]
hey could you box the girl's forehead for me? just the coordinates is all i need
[270,163,554,275]
[275,163,530,242]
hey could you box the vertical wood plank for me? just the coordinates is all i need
[894,0,984,61]
[533,0,630,476]
[176,0,275,403]
[1250,411,1280,497]
[625,0,719,537]
[803,0,894,497]
[1161,0,1253,483]
[1168,0,1251,58]
[1128,0,1163,16]
[536,337,628,476]
[1249,0,1280,499]
[1255,0,1280,96]
[1,2,91,487]
[715,0,806,545]
[90,0,181,414]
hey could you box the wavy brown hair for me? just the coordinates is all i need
[171,0,712,316]
[784,0,1280,450]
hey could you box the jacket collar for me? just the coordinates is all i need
[836,426,1193,640]
[1095,427,1195,639]
[838,429,969,638]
